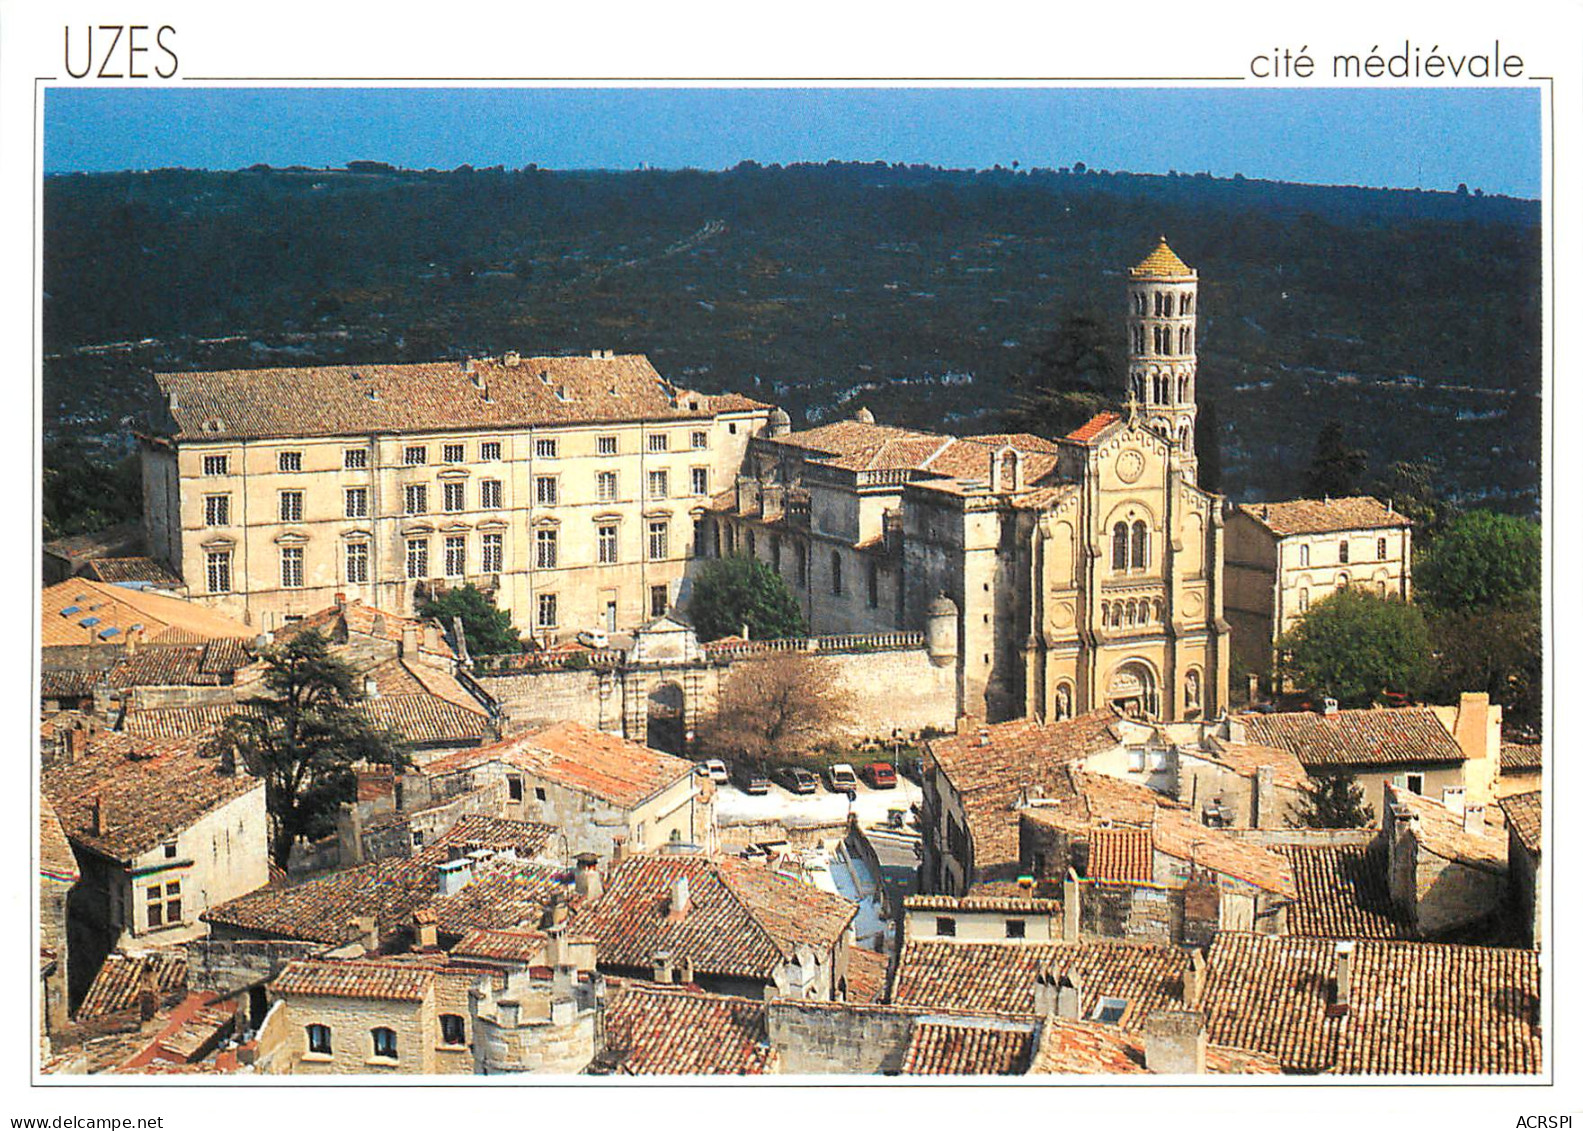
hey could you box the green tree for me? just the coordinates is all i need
[41,442,142,541]
[1291,771,1374,829]
[1195,397,1223,494]
[685,556,808,643]
[1302,421,1368,499]
[1001,312,1121,439]
[1372,459,1453,543]
[1278,589,1433,706]
[1415,510,1541,611]
[1427,598,1542,734]
[419,584,523,655]
[220,630,409,867]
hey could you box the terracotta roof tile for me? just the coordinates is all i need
[843,946,891,1004]
[1064,412,1123,443]
[39,796,80,883]
[1202,934,1540,1074]
[1238,707,1464,769]
[1237,496,1410,537]
[78,952,187,1021]
[41,669,103,699]
[154,354,768,442]
[901,1019,1035,1074]
[596,981,776,1075]
[122,705,260,740]
[274,600,455,660]
[1274,843,1411,940]
[1500,790,1542,858]
[450,928,549,964]
[1026,1017,1147,1074]
[1150,811,1297,898]
[42,579,254,647]
[1198,736,1310,792]
[80,558,185,588]
[1501,741,1543,773]
[272,959,434,1002]
[42,522,144,565]
[108,642,250,689]
[1087,827,1154,884]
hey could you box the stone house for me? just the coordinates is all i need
[1496,739,1542,798]
[1234,693,1501,821]
[568,850,858,1001]
[1169,734,1309,829]
[42,731,269,1009]
[416,720,713,860]
[1498,789,1541,949]
[42,522,149,587]
[1382,784,1508,938]
[1224,495,1413,681]
[39,797,78,1044]
[137,353,770,637]
[710,241,1230,727]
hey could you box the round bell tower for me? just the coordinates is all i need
[1126,236,1199,479]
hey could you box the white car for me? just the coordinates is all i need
[576,628,610,648]
[700,759,730,784]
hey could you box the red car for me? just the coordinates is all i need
[862,762,898,789]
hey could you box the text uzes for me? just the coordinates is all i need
[64,25,178,79]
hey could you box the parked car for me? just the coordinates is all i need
[825,763,859,796]
[698,758,730,785]
[575,628,609,648]
[732,762,771,795]
[773,766,819,794]
[862,762,898,789]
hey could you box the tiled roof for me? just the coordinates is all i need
[1130,237,1195,278]
[1197,736,1310,792]
[571,853,857,981]
[1501,741,1543,773]
[1500,790,1542,858]
[1087,827,1154,884]
[423,721,692,809]
[595,981,776,1075]
[1150,811,1297,898]
[42,521,143,565]
[1238,707,1464,769]
[905,894,1061,914]
[758,420,1063,486]
[40,709,100,743]
[901,1019,1035,1074]
[1274,843,1411,940]
[41,669,105,699]
[42,734,261,863]
[450,928,548,964]
[1237,496,1409,537]
[114,994,240,1073]
[890,940,1187,1026]
[108,640,251,688]
[77,952,188,1021]
[928,710,1128,879]
[154,354,770,442]
[203,817,558,945]
[42,579,255,647]
[844,946,891,1005]
[274,600,455,660]
[1064,412,1123,444]
[39,796,79,883]
[272,959,434,1002]
[122,704,261,740]
[1201,934,1541,1074]
[1389,787,1507,870]
[423,861,571,938]
[81,557,185,588]
[1026,1016,1147,1074]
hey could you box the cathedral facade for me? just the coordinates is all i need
[706,238,1229,724]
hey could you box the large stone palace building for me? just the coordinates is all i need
[137,237,1228,726]
[707,238,1229,723]
[138,353,770,635]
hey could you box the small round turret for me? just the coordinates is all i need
[767,406,792,437]
[853,407,876,424]
[926,592,959,667]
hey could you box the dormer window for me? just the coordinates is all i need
[1092,997,1127,1024]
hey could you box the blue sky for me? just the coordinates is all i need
[44,87,1542,198]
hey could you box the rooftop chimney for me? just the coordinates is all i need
[354,915,380,955]
[677,955,694,985]
[90,796,106,837]
[423,622,443,654]
[437,858,473,898]
[1143,1011,1207,1075]
[1320,697,1339,718]
[574,853,603,901]
[1182,949,1206,1010]
[1062,869,1081,943]
[334,591,346,609]
[504,351,521,368]
[138,964,161,1023]
[652,951,675,984]
[1463,804,1486,837]
[1032,965,1059,1016]
[363,677,380,700]
[611,837,628,865]
[401,622,420,657]
[1331,941,1355,1016]
[668,874,690,921]
[956,713,977,737]
[1055,967,1083,1020]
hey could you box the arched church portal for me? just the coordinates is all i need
[1107,660,1160,720]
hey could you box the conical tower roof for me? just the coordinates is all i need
[1129,236,1195,278]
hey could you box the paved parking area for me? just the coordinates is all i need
[714,776,922,829]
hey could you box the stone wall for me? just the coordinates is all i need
[268,991,436,1075]
[187,939,326,997]
[766,999,917,1074]
[474,668,615,735]
[1080,881,1182,948]
[354,781,511,862]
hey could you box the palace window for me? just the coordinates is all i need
[1298,544,1310,568]
[445,536,466,577]
[279,491,304,522]
[345,487,369,518]
[371,1028,398,1060]
[651,585,669,618]
[344,448,368,470]
[598,524,618,564]
[406,538,429,579]
[204,495,230,526]
[443,443,465,464]
[536,528,558,569]
[798,543,810,588]
[648,433,669,453]
[206,551,232,594]
[535,438,558,459]
[439,1014,466,1047]
[443,482,466,513]
[691,430,708,450]
[404,484,428,515]
[404,446,427,466]
[306,1025,332,1055]
[481,532,503,573]
[145,880,182,929]
[831,550,844,596]
[1131,520,1149,570]
[597,435,618,456]
[690,467,709,496]
[480,441,501,462]
[278,451,302,472]
[202,455,229,476]
[535,476,559,506]
[280,547,304,588]
[537,593,558,629]
[648,520,669,560]
[648,470,669,500]
[1339,541,1350,564]
[1377,537,1388,560]
[480,479,502,509]
[345,542,369,584]
[1298,587,1309,612]
[597,471,618,502]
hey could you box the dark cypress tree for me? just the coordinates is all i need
[1302,420,1369,498]
[1194,397,1223,493]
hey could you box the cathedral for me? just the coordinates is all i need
[707,237,1229,724]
